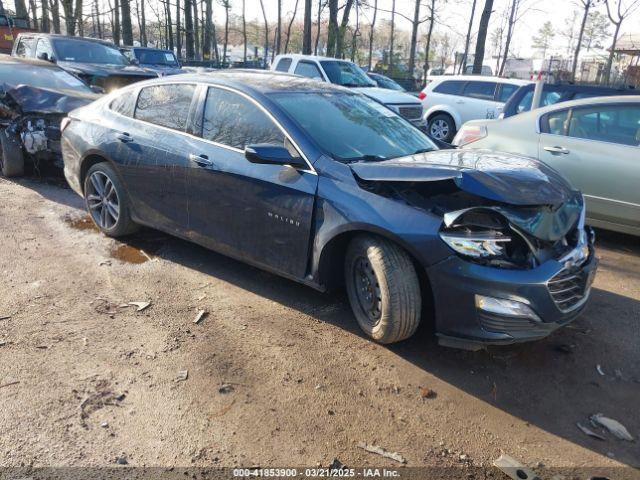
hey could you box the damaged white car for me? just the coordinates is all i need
[0,54,100,177]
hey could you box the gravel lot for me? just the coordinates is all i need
[0,175,638,476]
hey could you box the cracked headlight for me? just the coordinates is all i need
[439,231,511,258]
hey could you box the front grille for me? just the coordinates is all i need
[547,267,592,312]
[398,106,423,120]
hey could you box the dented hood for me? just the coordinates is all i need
[3,84,99,115]
[349,149,575,207]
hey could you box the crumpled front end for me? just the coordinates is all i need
[350,150,598,348]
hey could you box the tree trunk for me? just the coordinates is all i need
[302,0,312,54]
[367,0,377,70]
[0,1,5,15]
[193,0,199,59]
[242,0,247,62]
[49,0,61,33]
[176,0,182,58]
[259,0,268,68]
[61,0,77,35]
[165,0,173,51]
[408,0,421,78]
[141,0,147,45]
[41,0,51,32]
[184,0,195,59]
[222,2,229,65]
[336,0,354,58]
[276,0,282,54]
[472,0,494,74]
[604,21,621,85]
[203,0,211,60]
[388,0,396,73]
[423,0,435,78]
[75,0,83,35]
[14,0,28,19]
[121,0,134,45]
[460,0,477,73]
[284,0,299,54]
[499,0,517,76]
[112,0,120,45]
[314,0,321,54]
[29,0,39,30]
[327,0,338,57]
[571,1,590,82]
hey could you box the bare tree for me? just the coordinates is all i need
[28,0,38,30]
[327,0,338,56]
[336,0,355,58]
[14,0,28,19]
[259,0,268,67]
[388,0,395,73]
[459,0,478,73]
[60,0,82,36]
[367,0,378,70]
[185,0,195,59]
[0,1,5,15]
[603,0,640,84]
[49,0,61,33]
[532,20,555,59]
[203,0,212,59]
[284,0,300,54]
[408,0,433,80]
[41,0,51,32]
[302,0,312,54]
[472,0,494,74]
[140,0,147,45]
[176,0,182,58]
[423,0,436,79]
[193,0,200,58]
[218,0,230,65]
[121,0,134,45]
[242,0,247,61]
[314,0,323,54]
[498,0,518,75]
[276,0,282,54]
[571,0,598,81]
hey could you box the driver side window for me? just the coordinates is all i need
[201,87,288,151]
[35,38,54,60]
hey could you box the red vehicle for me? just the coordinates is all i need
[0,14,33,54]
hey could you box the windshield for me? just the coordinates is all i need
[0,64,92,92]
[52,39,127,65]
[135,49,179,67]
[271,92,436,162]
[320,61,377,88]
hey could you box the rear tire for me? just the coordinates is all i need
[0,129,25,178]
[344,235,422,344]
[83,162,139,237]
[427,113,456,143]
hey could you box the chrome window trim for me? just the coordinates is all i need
[584,194,640,208]
[106,80,317,175]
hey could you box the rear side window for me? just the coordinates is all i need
[462,81,497,100]
[275,57,292,72]
[134,84,196,131]
[497,83,519,103]
[568,104,640,146]
[294,61,323,80]
[14,37,35,57]
[201,87,285,150]
[110,90,136,117]
[541,109,570,135]
[432,80,465,95]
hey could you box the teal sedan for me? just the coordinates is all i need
[454,96,640,236]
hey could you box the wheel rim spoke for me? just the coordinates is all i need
[87,171,120,229]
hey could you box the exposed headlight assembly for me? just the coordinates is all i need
[439,231,511,258]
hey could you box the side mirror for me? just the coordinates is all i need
[90,85,106,94]
[245,144,307,168]
[37,52,49,61]
[130,58,140,65]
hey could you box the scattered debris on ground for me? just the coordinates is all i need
[329,458,344,469]
[576,422,606,441]
[218,384,234,394]
[419,386,437,399]
[590,414,634,441]
[78,381,126,428]
[357,443,406,464]
[493,454,540,480]
[176,370,189,382]
[129,301,151,312]
[596,364,606,376]
[115,456,128,465]
[193,309,207,324]
[0,380,20,389]
[0,314,11,320]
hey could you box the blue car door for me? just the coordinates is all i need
[109,83,198,234]
[185,86,318,279]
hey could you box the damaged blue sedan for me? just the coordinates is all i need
[61,72,597,349]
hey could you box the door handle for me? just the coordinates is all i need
[116,132,133,143]
[189,153,213,167]
[544,146,570,155]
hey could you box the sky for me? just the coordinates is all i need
[6,0,640,57]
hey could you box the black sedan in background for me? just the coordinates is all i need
[121,46,183,76]
[0,54,99,177]
[61,72,597,349]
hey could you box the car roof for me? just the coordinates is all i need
[130,69,353,95]
[518,82,635,92]
[534,95,640,112]
[16,32,116,47]
[274,53,354,63]
[0,53,61,69]
[431,75,531,85]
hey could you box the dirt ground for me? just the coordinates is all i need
[0,175,638,477]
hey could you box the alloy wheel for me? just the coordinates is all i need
[353,256,382,326]
[430,119,450,140]
[86,171,120,230]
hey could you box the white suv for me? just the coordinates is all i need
[272,54,425,129]
[419,75,530,142]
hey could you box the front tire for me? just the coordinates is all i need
[427,113,456,143]
[83,162,138,237]
[345,235,422,344]
[0,129,25,177]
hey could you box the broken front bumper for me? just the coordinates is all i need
[426,246,598,350]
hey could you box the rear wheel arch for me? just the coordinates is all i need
[426,109,459,130]
[79,153,115,194]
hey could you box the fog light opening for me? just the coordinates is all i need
[475,295,541,322]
